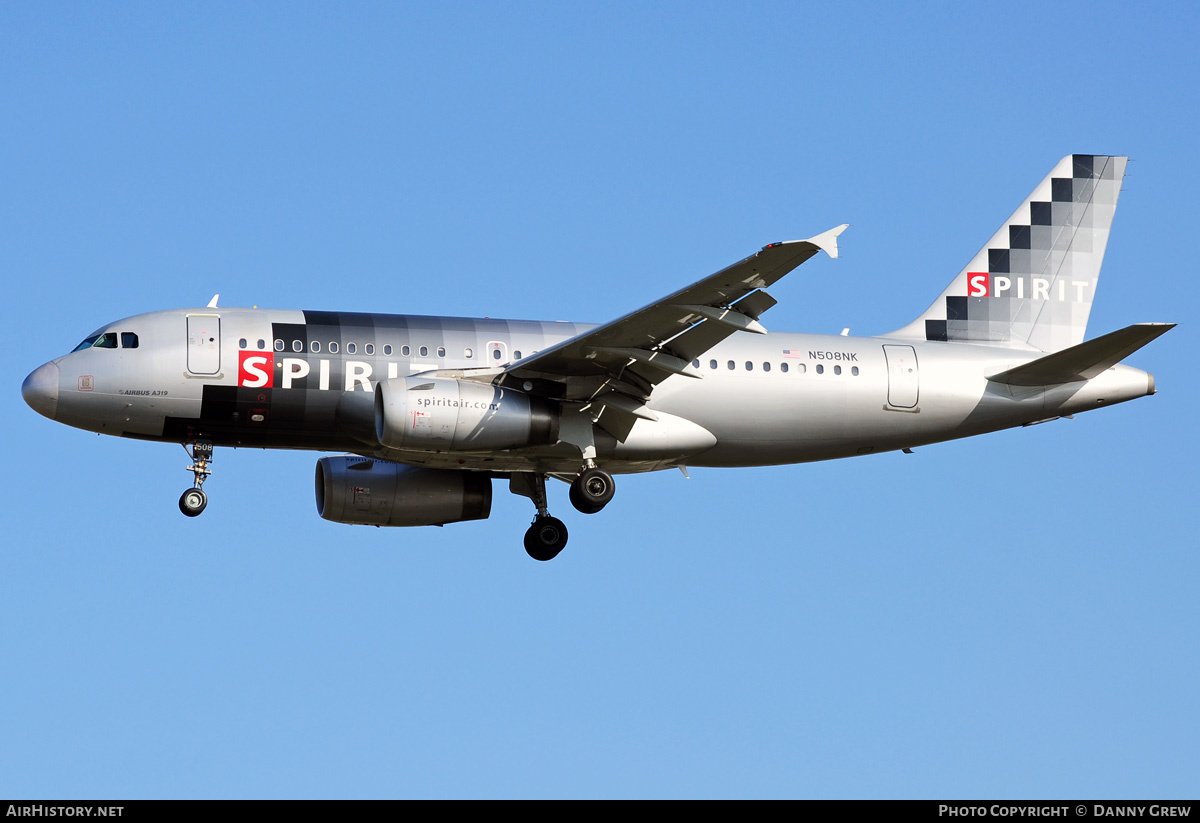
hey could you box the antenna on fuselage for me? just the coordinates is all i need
[207,294,220,308]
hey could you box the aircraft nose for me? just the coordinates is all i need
[22,361,60,420]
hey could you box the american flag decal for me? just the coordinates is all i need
[782,349,804,358]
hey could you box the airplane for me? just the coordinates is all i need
[22,154,1173,561]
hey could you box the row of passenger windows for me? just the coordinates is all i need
[236,335,858,374]
[240,338,527,361]
[692,358,860,376]
[73,332,139,351]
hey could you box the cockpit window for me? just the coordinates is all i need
[121,332,139,349]
[74,332,119,351]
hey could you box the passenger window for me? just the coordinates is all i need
[420,346,429,357]
[693,359,700,368]
[257,339,266,350]
[347,343,357,354]
[292,340,303,352]
[365,343,375,355]
[492,349,502,360]
[465,347,473,358]
[402,345,411,356]
[745,361,753,371]
[763,362,770,372]
[438,346,446,357]
[311,341,321,353]
[121,332,139,349]
[834,365,842,375]
[94,332,117,349]
[274,339,285,352]
[238,338,247,349]
[514,350,522,359]
[329,342,339,353]
[709,359,717,370]
[727,360,735,370]
[852,366,860,376]
[798,363,807,374]
[384,345,393,356]
[816,364,824,374]
[780,363,788,373]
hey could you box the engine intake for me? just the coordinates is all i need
[315,456,491,527]
[375,376,558,451]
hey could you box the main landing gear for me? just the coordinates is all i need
[179,439,213,517]
[568,466,615,514]
[513,473,568,562]
[512,465,617,561]
[524,514,569,563]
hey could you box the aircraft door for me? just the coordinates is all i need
[187,314,221,375]
[883,344,919,408]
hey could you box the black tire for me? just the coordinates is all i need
[569,467,615,514]
[568,482,604,514]
[179,488,208,517]
[524,516,568,561]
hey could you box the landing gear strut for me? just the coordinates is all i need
[511,473,569,561]
[569,466,615,514]
[179,439,213,517]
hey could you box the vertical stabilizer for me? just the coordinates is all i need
[890,155,1127,352]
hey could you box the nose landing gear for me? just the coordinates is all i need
[179,440,213,517]
[179,487,207,516]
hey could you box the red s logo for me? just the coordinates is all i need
[967,272,989,297]
[238,351,274,388]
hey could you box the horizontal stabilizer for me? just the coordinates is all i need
[987,323,1175,386]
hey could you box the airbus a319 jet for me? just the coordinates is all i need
[22,155,1172,560]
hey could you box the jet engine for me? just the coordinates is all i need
[374,376,558,451]
[315,456,492,527]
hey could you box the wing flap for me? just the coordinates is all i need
[666,289,781,361]
[582,392,658,442]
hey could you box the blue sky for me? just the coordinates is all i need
[2,1,1196,798]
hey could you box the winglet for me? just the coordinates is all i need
[806,224,849,260]
[207,294,220,308]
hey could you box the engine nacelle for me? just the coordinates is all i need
[374,376,558,451]
[315,456,492,527]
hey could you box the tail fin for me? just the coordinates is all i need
[890,155,1127,352]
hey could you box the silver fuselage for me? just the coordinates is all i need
[23,306,1156,474]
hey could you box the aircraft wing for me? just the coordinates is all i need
[495,225,847,438]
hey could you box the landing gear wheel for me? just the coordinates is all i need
[524,516,568,561]
[569,467,615,514]
[179,488,208,517]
